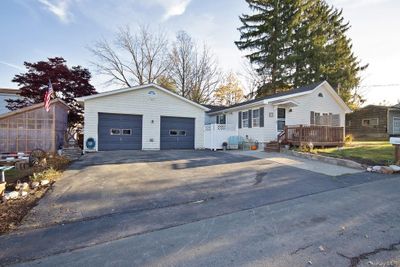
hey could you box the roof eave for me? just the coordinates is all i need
[77,84,210,111]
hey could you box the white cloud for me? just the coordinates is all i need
[162,0,191,20]
[139,0,191,20]
[38,0,73,23]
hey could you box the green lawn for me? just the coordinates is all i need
[312,141,395,165]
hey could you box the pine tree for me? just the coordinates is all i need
[236,0,367,108]
[291,1,367,108]
[235,0,302,96]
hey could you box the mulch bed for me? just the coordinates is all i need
[0,155,70,235]
[0,185,51,234]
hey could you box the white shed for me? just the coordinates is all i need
[77,84,209,151]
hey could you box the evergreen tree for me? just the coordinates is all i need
[236,0,367,108]
[235,0,302,95]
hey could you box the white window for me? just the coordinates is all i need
[362,118,379,127]
[216,114,226,124]
[110,128,121,135]
[242,111,249,128]
[169,130,186,136]
[252,109,260,127]
[122,129,132,135]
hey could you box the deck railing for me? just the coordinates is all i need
[282,125,344,146]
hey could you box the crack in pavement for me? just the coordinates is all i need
[337,240,400,267]
[290,244,313,255]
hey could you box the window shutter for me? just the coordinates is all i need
[259,107,264,127]
[238,112,242,129]
[248,110,252,128]
[310,111,315,125]
[216,115,219,124]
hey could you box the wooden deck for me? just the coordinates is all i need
[280,125,344,147]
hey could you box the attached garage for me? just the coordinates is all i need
[160,116,195,150]
[78,84,209,151]
[98,113,142,151]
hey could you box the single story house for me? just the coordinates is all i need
[0,88,20,114]
[206,81,350,147]
[346,104,400,140]
[78,81,350,151]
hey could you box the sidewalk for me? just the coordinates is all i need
[228,150,363,176]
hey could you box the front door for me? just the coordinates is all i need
[277,108,286,132]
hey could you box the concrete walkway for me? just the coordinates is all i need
[231,150,363,176]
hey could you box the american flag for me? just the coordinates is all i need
[44,80,53,112]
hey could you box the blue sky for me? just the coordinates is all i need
[0,0,399,105]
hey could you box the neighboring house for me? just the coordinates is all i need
[0,88,20,114]
[77,81,350,152]
[206,81,350,146]
[0,99,69,153]
[346,104,400,140]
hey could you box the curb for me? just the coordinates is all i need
[281,149,365,170]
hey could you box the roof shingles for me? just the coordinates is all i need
[207,81,325,113]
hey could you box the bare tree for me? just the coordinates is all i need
[189,44,221,103]
[169,31,194,98]
[239,59,267,100]
[89,25,170,87]
[169,31,220,104]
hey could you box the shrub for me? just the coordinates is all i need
[30,168,62,182]
[299,142,314,153]
[46,155,71,170]
[344,134,353,145]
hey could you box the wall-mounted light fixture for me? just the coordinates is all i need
[289,108,293,112]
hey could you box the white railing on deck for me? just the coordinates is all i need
[204,124,238,150]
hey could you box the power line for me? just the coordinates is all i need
[360,84,400,88]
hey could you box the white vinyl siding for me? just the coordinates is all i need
[212,83,347,143]
[83,86,205,151]
[285,83,346,128]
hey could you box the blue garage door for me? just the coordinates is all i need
[160,116,195,150]
[98,113,142,151]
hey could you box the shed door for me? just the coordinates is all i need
[160,117,195,150]
[394,117,400,134]
[98,113,142,151]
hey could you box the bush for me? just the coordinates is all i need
[46,154,71,171]
[30,168,62,182]
[344,134,353,145]
[299,142,314,153]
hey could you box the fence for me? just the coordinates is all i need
[204,124,238,150]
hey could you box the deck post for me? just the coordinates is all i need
[284,126,288,143]
[299,124,303,143]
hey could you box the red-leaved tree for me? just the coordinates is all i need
[6,57,97,126]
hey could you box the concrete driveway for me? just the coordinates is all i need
[0,150,399,266]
